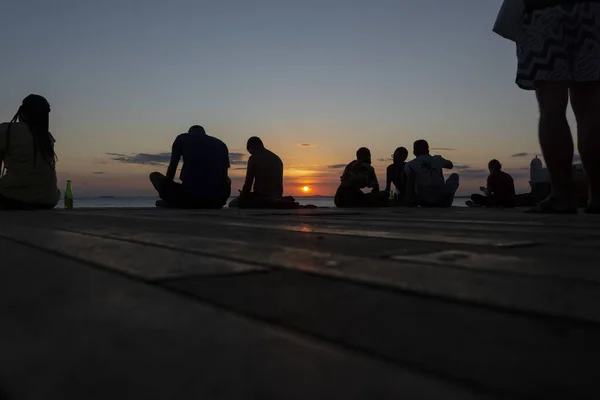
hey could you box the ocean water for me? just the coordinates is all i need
[67,196,469,208]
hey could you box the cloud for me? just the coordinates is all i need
[297,143,317,148]
[327,164,347,169]
[93,171,105,175]
[431,148,456,151]
[511,152,532,158]
[229,152,248,166]
[453,165,473,171]
[377,157,392,162]
[233,167,247,170]
[107,151,248,166]
[108,152,171,166]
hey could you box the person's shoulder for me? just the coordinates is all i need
[0,122,8,135]
[502,170,514,180]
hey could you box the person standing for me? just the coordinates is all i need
[517,0,600,213]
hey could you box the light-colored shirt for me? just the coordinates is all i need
[0,122,60,205]
[405,154,453,204]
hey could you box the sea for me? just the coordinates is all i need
[69,196,470,208]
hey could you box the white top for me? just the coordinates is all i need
[405,154,453,204]
[0,122,60,205]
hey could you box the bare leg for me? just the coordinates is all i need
[534,83,576,210]
[570,83,600,212]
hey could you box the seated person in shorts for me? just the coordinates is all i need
[150,125,231,209]
[405,139,459,207]
[334,147,388,208]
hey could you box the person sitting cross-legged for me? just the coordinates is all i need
[404,139,459,207]
[334,147,389,208]
[229,136,284,208]
[385,146,409,203]
[149,125,231,209]
[467,159,515,208]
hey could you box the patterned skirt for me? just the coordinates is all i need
[516,2,600,90]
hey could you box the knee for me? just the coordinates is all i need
[537,86,569,119]
[448,173,459,183]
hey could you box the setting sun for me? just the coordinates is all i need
[302,186,310,193]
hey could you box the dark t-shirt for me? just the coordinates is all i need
[487,170,515,204]
[172,133,230,197]
[339,160,378,190]
[386,162,406,198]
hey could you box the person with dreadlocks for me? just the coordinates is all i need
[0,95,60,209]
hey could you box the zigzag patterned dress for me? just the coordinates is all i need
[516,1,600,90]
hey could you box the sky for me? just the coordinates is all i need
[0,0,580,197]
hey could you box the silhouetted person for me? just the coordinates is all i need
[468,159,515,207]
[0,95,60,209]
[517,1,600,213]
[334,147,388,208]
[150,125,231,209]
[385,147,408,202]
[405,139,459,207]
[231,137,284,208]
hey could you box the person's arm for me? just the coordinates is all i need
[384,165,392,192]
[441,157,453,169]
[242,156,255,194]
[369,167,380,193]
[485,175,494,196]
[404,168,416,206]
[165,136,182,181]
[0,123,7,167]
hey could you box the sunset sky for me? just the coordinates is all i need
[0,0,580,197]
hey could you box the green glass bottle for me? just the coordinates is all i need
[64,180,74,209]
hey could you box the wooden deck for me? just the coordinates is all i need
[1,206,599,399]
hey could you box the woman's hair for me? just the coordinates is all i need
[6,94,56,169]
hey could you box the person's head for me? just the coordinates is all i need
[188,125,206,135]
[8,94,56,169]
[246,136,265,154]
[488,159,502,173]
[393,147,408,164]
[413,139,429,157]
[356,147,371,164]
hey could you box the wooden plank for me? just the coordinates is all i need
[163,269,600,399]
[44,225,600,324]
[0,225,265,281]
[0,239,487,400]
[221,221,537,248]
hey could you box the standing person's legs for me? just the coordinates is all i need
[535,84,576,210]
[516,3,580,213]
[568,2,600,213]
